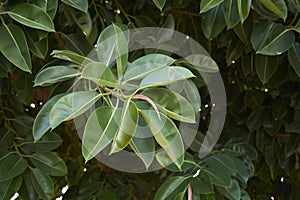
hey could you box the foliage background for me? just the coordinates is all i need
[0,0,300,199]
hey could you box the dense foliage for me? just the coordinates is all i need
[0,0,299,199]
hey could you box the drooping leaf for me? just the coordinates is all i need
[257,0,287,20]
[140,110,184,169]
[8,3,55,32]
[201,4,226,40]
[154,176,190,200]
[141,88,195,123]
[288,42,300,77]
[200,0,224,13]
[0,24,31,72]
[140,66,195,88]
[51,50,92,65]
[237,0,251,23]
[185,54,219,73]
[61,0,88,13]
[30,168,54,200]
[0,154,28,180]
[34,66,80,87]
[152,0,166,11]
[251,23,295,55]
[223,0,240,29]
[255,55,278,84]
[82,106,119,162]
[0,175,22,200]
[31,152,68,176]
[81,62,117,88]
[110,100,138,154]
[49,91,101,129]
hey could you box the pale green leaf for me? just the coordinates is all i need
[185,54,219,72]
[200,0,224,13]
[130,137,155,170]
[257,0,287,20]
[51,50,92,65]
[152,0,166,11]
[61,0,88,13]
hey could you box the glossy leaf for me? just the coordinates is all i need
[24,29,48,59]
[200,0,224,13]
[140,110,184,169]
[31,152,68,176]
[0,154,28,180]
[51,50,92,65]
[201,4,226,40]
[251,23,295,55]
[237,0,251,23]
[255,55,278,84]
[223,0,240,28]
[0,24,31,72]
[61,0,88,13]
[110,101,138,153]
[70,8,92,36]
[141,88,195,123]
[154,176,190,200]
[123,54,174,82]
[0,129,14,147]
[8,3,55,32]
[82,106,119,162]
[30,168,54,200]
[185,54,219,73]
[34,66,80,87]
[27,132,62,152]
[0,175,22,200]
[288,42,300,77]
[190,174,213,194]
[216,179,241,200]
[140,66,195,88]
[152,0,166,11]
[257,0,287,20]
[49,91,101,129]
[81,62,117,87]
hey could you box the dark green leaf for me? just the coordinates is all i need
[257,0,287,20]
[216,179,241,200]
[61,0,88,13]
[0,175,22,200]
[200,0,224,13]
[70,7,92,36]
[30,168,54,200]
[190,173,213,194]
[0,154,28,180]
[286,122,300,133]
[51,50,91,65]
[24,29,48,59]
[0,129,14,147]
[26,132,62,152]
[255,55,278,84]
[152,0,166,11]
[237,0,251,22]
[288,42,300,77]
[223,0,240,28]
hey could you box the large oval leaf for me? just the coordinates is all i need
[82,106,119,162]
[26,132,62,152]
[81,62,117,88]
[216,179,241,200]
[30,168,54,200]
[0,24,31,72]
[257,0,287,20]
[110,100,138,154]
[223,0,240,29]
[51,50,91,65]
[141,88,195,123]
[8,3,55,32]
[34,66,80,87]
[140,66,195,88]
[49,91,101,129]
[200,0,224,13]
[288,42,300,77]
[0,154,28,180]
[237,0,251,23]
[255,55,278,84]
[0,175,22,200]
[62,0,88,13]
[31,152,68,176]
[251,23,295,55]
[185,54,219,73]
[24,29,48,59]
[140,110,184,169]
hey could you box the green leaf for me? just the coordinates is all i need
[251,23,295,55]
[286,122,300,133]
[255,55,278,84]
[130,136,155,170]
[31,152,68,176]
[223,0,241,28]
[70,7,92,36]
[35,0,58,19]
[61,0,88,13]
[233,14,253,44]
[140,110,184,169]
[185,54,219,73]
[81,62,117,88]
[110,100,138,154]
[30,168,54,200]
[123,54,174,82]
[24,29,48,59]
[190,174,213,194]
[34,66,80,87]
[288,42,300,77]
[285,134,300,157]
[199,194,216,200]
[49,91,101,129]
[82,106,119,162]
[0,24,31,73]
[140,66,195,88]
[294,19,300,33]
[247,108,263,131]
[265,141,276,168]
[237,0,251,23]
[257,0,287,20]
[0,129,14,147]
[200,0,224,13]
[51,50,92,65]
[0,154,28,180]
[141,88,195,123]
[154,176,190,200]
[26,132,62,152]
[96,24,128,78]
[0,175,22,200]
[201,4,226,40]
[8,3,55,32]
[152,0,166,11]
[33,94,64,141]
[216,179,241,200]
